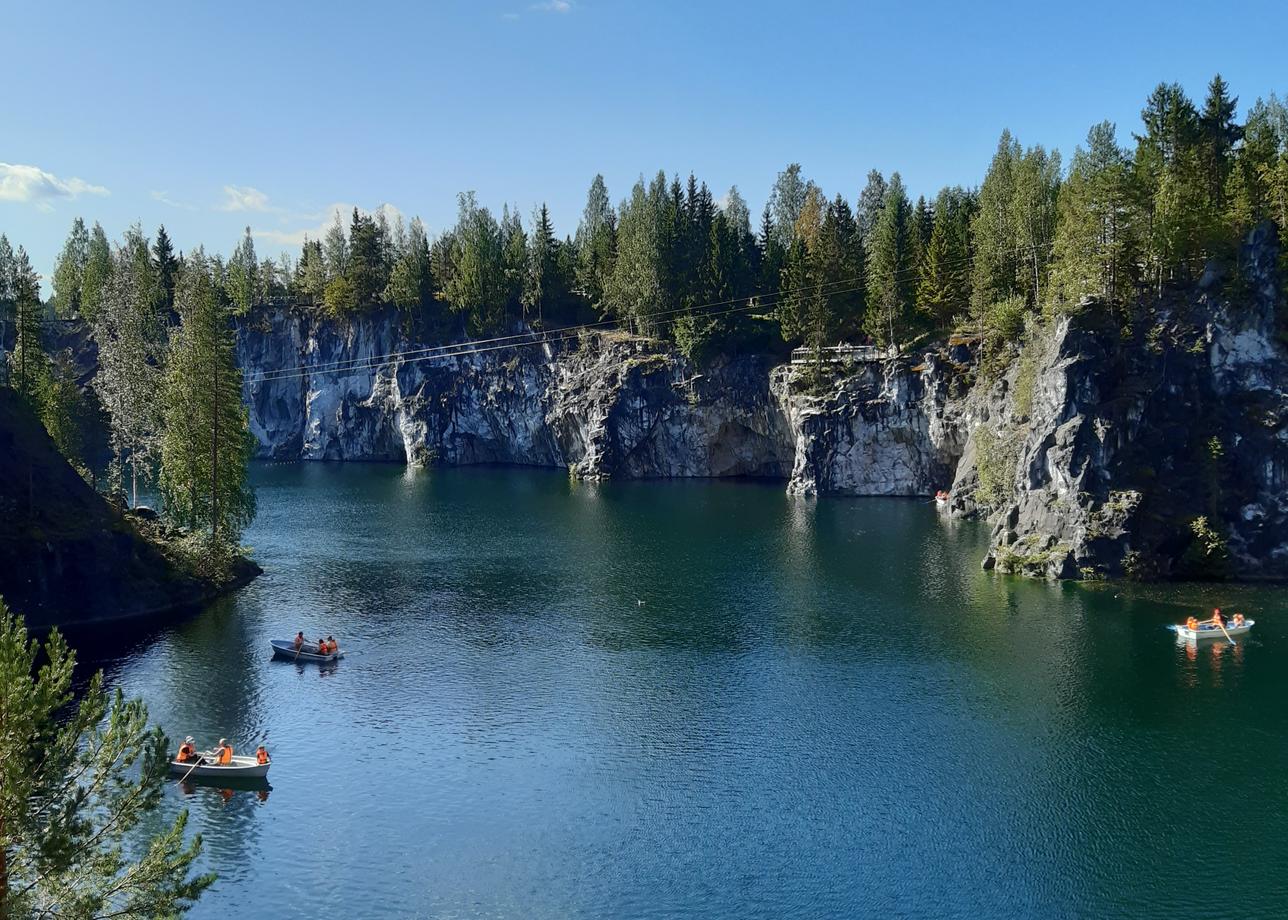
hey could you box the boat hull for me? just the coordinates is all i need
[1173,619,1254,641]
[270,639,344,662]
[170,755,270,780]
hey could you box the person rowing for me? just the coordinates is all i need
[176,736,198,763]
[293,631,305,651]
[1210,607,1226,628]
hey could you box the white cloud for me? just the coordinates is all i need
[0,162,109,209]
[217,184,273,212]
[531,0,572,12]
[253,202,407,249]
[152,189,196,210]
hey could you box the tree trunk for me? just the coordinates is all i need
[1,815,8,919]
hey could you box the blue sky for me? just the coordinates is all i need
[3,0,1287,290]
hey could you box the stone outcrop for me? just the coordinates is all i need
[965,222,1288,580]
[237,315,795,480]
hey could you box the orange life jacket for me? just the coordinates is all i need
[256,748,269,765]
[1186,617,1198,630]
[217,745,233,765]
[178,743,194,762]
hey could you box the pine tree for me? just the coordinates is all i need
[160,250,256,559]
[1199,74,1242,210]
[385,218,434,313]
[865,173,914,348]
[152,224,179,310]
[0,600,214,917]
[574,175,617,311]
[605,175,667,334]
[295,238,328,302]
[323,213,349,280]
[856,169,888,241]
[1049,121,1142,311]
[9,247,47,401]
[523,203,563,326]
[347,208,386,305]
[500,205,527,322]
[916,186,975,327]
[226,226,258,315]
[51,218,89,318]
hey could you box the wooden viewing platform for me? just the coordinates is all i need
[790,344,896,364]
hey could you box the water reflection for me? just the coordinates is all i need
[76,464,1288,920]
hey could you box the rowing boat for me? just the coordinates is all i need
[269,639,344,662]
[1172,619,1254,641]
[169,754,270,780]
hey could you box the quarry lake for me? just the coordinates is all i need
[88,463,1288,919]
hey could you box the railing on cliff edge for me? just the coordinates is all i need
[789,344,897,365]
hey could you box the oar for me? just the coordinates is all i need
[1217,619,1237,646]
[176,752,208,786]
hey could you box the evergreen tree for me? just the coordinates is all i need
[9,247,47,401]
[160,250,256,558]
[523,203,564,326]
[1199,74,1242,210]
[323,213,349,280]
[385,218,434,312]
[295,237,328,301]
[865,173,914,348]
[0,600,213,917]
[574,175,617,311]
[605,174,667,334]
[0,235,14,312]
[500,205,527,321]
[347,208,386,305]
[1049,121,1142,311]
[758,204,785,300]
[152,224,179,310]
[721,185,752,242]
[915,186,975,327]
[856,169,888,241]
[51,217,89,318]
[226,226,258,315]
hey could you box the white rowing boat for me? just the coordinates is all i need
[1172,619,1254,641]
[270,638,344,662]
[169,754,270,780]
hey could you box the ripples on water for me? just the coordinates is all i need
[79,464,1288,919]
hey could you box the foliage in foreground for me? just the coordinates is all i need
[0,599,213,918]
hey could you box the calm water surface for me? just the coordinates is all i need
[87,464,1288,919]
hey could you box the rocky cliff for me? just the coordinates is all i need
[230,223,1287,581]
[237,312,794,480]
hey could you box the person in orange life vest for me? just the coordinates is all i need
[317,636,329,655]
[215,738,234,765]
[176,736,197,763]
[256,745,270,765]
[293,631,305,650]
